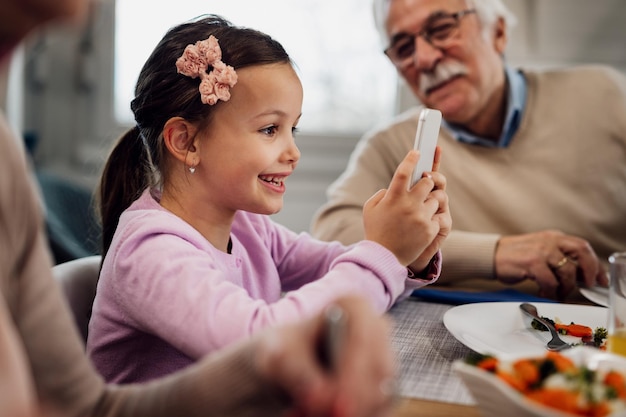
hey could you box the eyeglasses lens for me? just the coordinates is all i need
[386,12,467,65]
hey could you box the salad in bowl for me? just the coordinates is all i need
[454,347,626,417]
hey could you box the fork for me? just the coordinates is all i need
[519,303,572,351]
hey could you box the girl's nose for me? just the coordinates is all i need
[284,136,301,165]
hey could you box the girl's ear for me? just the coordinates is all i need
[162,117,199,167]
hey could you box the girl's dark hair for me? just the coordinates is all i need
[97,14,291,256]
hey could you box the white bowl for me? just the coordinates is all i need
[453,347,626,417]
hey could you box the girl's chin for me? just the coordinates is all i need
[266,206,283,215]
[253,202,284,216]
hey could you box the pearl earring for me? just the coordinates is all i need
[189,166,196,174]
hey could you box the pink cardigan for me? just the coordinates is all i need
[87,189,440,383]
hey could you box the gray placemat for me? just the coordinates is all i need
[387,297,476,405]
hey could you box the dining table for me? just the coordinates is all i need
[384,288,596,417]
[385,296,480,416]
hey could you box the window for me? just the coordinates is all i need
[115,0,398,134]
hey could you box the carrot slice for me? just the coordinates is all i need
[526,388,581,414]
[476,357,498,372]
[545,351,576,372]
[604,370,626,399]
[496,370,527,392]
[589,401,612,417]
[513,359,540,386]
[555,323,593,338]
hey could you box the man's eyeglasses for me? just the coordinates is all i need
[384,9,476,67]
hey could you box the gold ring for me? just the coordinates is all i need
[554,256,569,269]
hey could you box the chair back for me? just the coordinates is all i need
[52,255,101,344]
[36,170,102,264]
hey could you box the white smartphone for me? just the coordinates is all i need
[409,108,442,189]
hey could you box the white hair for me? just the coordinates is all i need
[372,0,518,48]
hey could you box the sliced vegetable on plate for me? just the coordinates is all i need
[467,350,626,416]
[530,315,608,348]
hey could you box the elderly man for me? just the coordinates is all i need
[312,0,626,300]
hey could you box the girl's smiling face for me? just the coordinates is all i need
[195,62,303,216]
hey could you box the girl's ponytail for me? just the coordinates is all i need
[97,126,152,256]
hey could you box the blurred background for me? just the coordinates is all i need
[1,0,624,263]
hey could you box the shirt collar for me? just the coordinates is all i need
[441,65,527,148]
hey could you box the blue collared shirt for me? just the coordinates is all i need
[442,66,527,148]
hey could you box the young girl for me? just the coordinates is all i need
[87,14,451,383]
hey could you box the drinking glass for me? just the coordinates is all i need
[608,252,626,356]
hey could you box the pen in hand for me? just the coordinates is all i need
[320,304,347,372]
[317,299,398,415]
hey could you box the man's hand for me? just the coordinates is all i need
[494,230,608,299]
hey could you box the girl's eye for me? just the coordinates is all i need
[292,126,300,137]
[260,126,278,136]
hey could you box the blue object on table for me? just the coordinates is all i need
[411,288,556,305]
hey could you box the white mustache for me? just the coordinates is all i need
[419,60,469,95]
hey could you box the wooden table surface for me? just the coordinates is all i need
[392,398,483,417]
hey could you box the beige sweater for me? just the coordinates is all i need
[312,65,626,292]
[0,114,289,417]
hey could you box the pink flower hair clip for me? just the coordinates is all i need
[175,35,238,105]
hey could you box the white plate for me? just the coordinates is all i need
[579,272,611,307]
[443,302,608,359]
[579,285,610,307]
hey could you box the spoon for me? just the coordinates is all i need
[519,303,572,351]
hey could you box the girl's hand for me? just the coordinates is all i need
[409,148,451,271]
[362,149,450,267]
[409,168,451,272]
